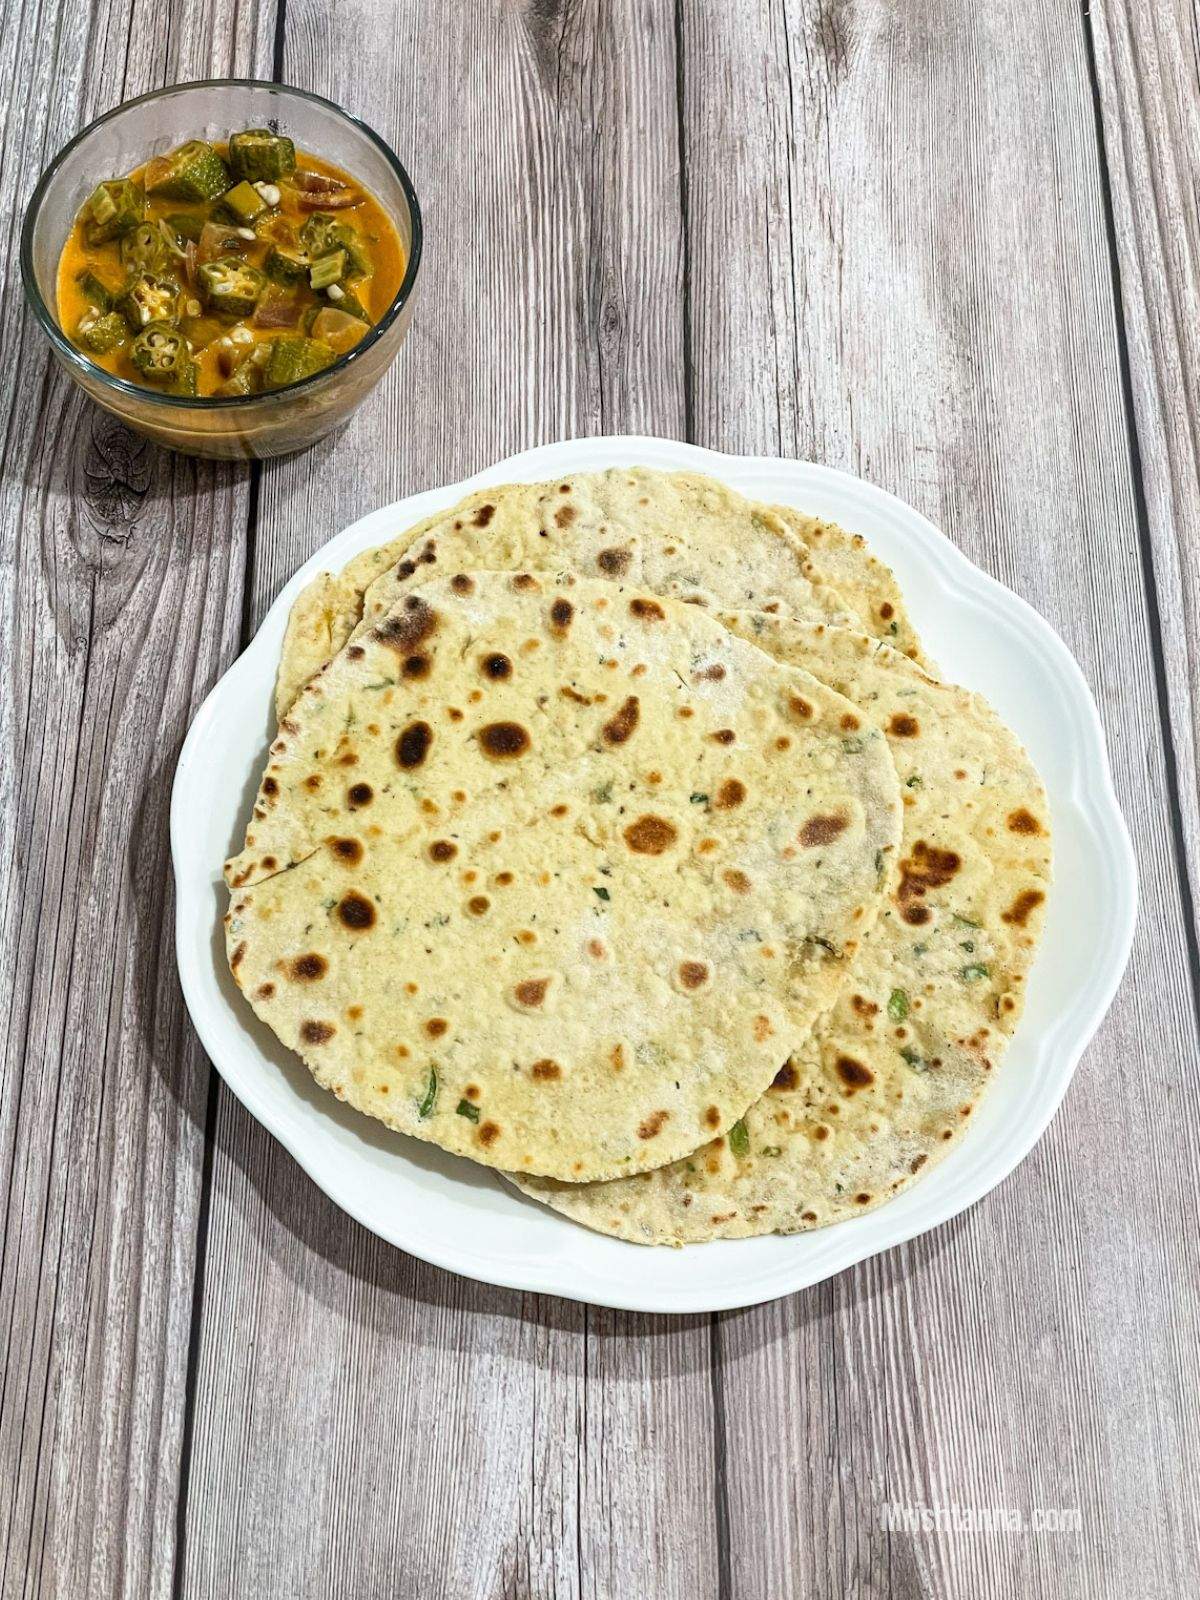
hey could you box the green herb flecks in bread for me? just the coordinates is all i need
[512,613,1050,1238]
[227,574,903,1183]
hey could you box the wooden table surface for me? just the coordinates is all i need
[3,2,1199,1596]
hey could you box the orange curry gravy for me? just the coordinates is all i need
[57,148,406,395]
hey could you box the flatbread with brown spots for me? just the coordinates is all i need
[274,468,924,720]
[227,574,903,1182]
[512,614,1050,1237]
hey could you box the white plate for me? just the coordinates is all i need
[171,436,1136,1313]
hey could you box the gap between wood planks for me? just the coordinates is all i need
[1080,0,1200,1027]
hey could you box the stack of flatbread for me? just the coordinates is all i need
[225,468,1050,1244]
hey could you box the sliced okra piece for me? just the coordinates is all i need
[164,211,205,244]
[144,140,230,203]
[76,269,117,311]
[130,322,190,382]
[120,274,180,330]
[76,309,128,355]
[228,128,296,183]
[333,286,371,323]
[298,212,343,258]
[309,249,348,292]
[198,257,267,318]
[173,359,199,397]
[120,219,174,276]
[80,178,145,245]
[263,336,336,389]
[264,244,310,285]
[218,180,269,226]
[340,231,373,279]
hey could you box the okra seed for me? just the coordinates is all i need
[254,182,282,206]
[236,227,256,241]
[327,284,345,302]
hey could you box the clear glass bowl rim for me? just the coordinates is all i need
[20,77,423,411]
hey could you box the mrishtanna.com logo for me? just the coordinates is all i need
[879,1502,1083,1535]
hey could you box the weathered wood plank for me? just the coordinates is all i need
[180,6,717,1598]
[0,5,275,1600]
[1089,0,1200,951]
[680,0,1200,1594]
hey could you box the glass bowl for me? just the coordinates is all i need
[21,79,422,460]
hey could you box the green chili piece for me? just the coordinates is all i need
[198,258,267,318]
[81,179,144,245]
[728,1119,750,1158]
[145,139,230,202]
[76,310,128,355]
[220,179,268,225]
[417,1066,438,1119]
[309,249,348,291]
[887,988,909,1022]
[960,963,990,982]
[456,1099,480,1123]
[900,1045,926,1071]
[592,885,611,902]
[119,274,180,330]
[228,128,296,182]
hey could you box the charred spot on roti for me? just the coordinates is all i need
[888,712,920,738]
[880,602,895,620]
[300,1020,335,1044]
[474,503,496,528]
[704,1105,721,1129]
[624,815,678,855]
[329,837,364,865]
[346,781,374,810]
[429,840,458,863]
[511,573,538,591]
[230,942,246,971]
[836,1055,875,1089]
[714,779,746,810]
[255,982,275,1001]
[376,596,437,656]
[304,774,322,791]
[638,1110,670,1140]
[789,695,814,720]
[396,559,416,579]
[555,504,577,528]
[772,1062,798,1091]
[288,953,328,981]
[1007,808,1043,835]
[336,892,376,932]
[694,663,726,682]
[467,895,490,915]
[1002,888,1045,927]
[531,1059,562,1080]
[597,547,631,576]
[424,1018,448,1039]
[678,961,709,990]
[262,776,278,797]
[396,720,433,768]
[897,840,962,924]
[450,574,475,595]
[477,1120,500,1146]
[549,598,574,634]
[481,652,513,681]
[402,653,431,679]
[840,713,860,732]
[723,868,751,894]
[479,721,531,759]
[629,596,666,622]
[602,696,640,744]
[346,647,364,662]
[513,978,550,1008]
[799,813,847,847]
[753,1015,773,1042]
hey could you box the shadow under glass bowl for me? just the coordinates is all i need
[21,79,422,461]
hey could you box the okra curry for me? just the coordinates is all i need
[57,129,405,397]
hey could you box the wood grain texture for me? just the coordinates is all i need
[179,5,718,1598]
[1089,0,1200,956]
[679,1,1200,1594]
[0,4,275,1600]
